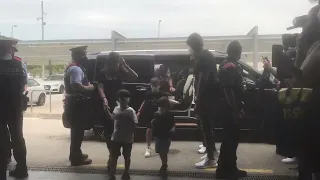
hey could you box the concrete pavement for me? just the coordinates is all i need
[9,117,298,179]
[7,171,208,180]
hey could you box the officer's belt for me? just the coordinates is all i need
[65,94,91,99]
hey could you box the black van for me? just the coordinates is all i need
[63,49,278,142]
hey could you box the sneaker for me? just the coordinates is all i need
[121,171,131,180]
[108,175,116,180]
[199,144,204,148]
[9,164,28,178]
[216,168,248,179]
[145,148,151,158]
[282,157,296,164]
[70,157,92,166]
[201,150,220,160]
[160,165,168,180]
[195,157,218,169]
[197,146,206,154]
[200,154,207,160]
[214,150,220,159]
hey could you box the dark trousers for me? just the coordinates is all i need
[69,127,85,160]
[217,109,240,171]
[198,114,217,160]
[7,113,27,166]
[0,124,8,180]
[5,126,11,159]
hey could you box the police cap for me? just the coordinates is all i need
[69,46,88,54]
[0,36,19,46]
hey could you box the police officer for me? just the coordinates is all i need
[6,42,29,173]
[216,40,247,179]
[0,36,27,180]
[64,45,95,166]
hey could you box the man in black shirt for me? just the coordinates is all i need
[97,52,138,172]
[216,40,247,179]
[186,33,219,169]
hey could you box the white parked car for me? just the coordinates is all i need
[43,74,65,94]
[26,78,47,106]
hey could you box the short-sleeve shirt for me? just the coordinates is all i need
[67,66,89,86]
[151,111,175,140]
[194,50,218,102]
[97,70,123,109]
[140,91,167,120]
[111,106,138,143]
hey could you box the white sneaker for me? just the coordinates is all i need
[199,144,204,148]
[214,150,220,159]
[195,157,218,169]
[198,146,206,154]
[144,148,151,158]
[200,150,220,160]
[201,154,207,160]
[282,157,296,164]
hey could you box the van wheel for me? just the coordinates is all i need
[93,127,106,142]
[36,93,46,106]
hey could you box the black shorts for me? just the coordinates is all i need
[110,141,133,157]
[155,138,171,154]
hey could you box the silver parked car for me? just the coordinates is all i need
[43,74,65,94]
[26,78,47,106]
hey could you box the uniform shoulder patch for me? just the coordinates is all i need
[13,56,22,62]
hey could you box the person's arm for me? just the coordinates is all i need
[137,101,145,117]
[119,57,138,82]
[70,67,94,92]
[132,109,138,124]
[169,114,175,132]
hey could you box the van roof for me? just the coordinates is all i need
[87,49,227,59]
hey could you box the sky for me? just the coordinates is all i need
[0,0,316,40]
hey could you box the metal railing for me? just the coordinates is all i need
[30,90,52,113]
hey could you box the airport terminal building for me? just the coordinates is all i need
[15,34,282,67]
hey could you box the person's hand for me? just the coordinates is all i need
[92,81,99,89]
[87,84,95,91]
[136,112,140,118]
[263,59,272,69]
[103,98,109,110]
[170,87,176,92]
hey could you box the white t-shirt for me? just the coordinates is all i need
[111,106,138,143]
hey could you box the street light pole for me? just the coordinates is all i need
[11,25,17,37]
[37,1,46,40]
[157,20,162,42]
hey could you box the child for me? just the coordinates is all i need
[137,77,166,157]
[151,96,175,179]
[108,89,138,180]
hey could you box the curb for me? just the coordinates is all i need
[24,112,62,119]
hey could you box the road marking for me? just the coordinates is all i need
[88,164,124,169]
[204,168,273,173]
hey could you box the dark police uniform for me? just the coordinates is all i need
[64,46,93,165]
[0,36,27,180]
[216,57,247,178]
